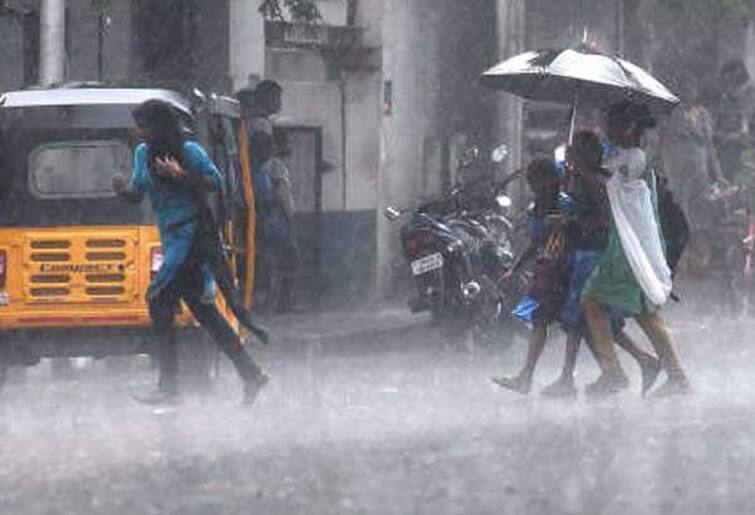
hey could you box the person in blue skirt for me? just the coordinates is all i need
[491,158,571,394]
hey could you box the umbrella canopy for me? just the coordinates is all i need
[481,48,680,114]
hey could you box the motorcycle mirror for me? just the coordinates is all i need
[460,146,480,168]
[384,206,403,221]
[496,194,512,210]
[192,88,208,103]
[491,144,509,163]
[464,146,479,160]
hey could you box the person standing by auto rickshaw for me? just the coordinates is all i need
[581,101,690,397]
[250,131,301,313]
[112,99,269,405]
[237,80,283,137]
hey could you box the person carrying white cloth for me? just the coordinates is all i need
[581,101,691,396]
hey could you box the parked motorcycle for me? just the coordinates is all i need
[384,144,527,345]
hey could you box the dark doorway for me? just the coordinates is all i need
[274,126,323,307]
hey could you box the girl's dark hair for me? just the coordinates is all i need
[573,130,603,165]
[526,158,560,216]
[526,157,559,180]
[132,99,186,167]
[254,80,282,97]
[720,59,749,86]
[606,101,656,146]
[606,101,656,131]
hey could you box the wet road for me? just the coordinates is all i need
[1,314,755,514]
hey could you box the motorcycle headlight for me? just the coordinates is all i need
[496,194,512,210]
[446,240,464,254]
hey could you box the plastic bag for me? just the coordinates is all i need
[605,149,672,306]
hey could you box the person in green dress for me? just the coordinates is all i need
[581,101,691,397]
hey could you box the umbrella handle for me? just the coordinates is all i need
[569,88,579,145]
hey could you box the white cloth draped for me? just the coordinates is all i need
[604,147,673,306]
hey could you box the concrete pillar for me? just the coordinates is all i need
[39,0,66,85]
[229,0,266,91]
[494,0,526,205]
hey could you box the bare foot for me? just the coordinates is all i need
[491,375,531,395]
[650,377,692,398]
[585,373,629,397]
[639,356,661,396]
[541,376,577,399]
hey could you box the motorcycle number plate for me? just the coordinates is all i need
[411,253,444,276]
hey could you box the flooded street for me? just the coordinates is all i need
[1,315,754,514]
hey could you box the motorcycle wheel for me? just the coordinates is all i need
[434,308,471,344]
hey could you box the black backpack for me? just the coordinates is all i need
[656,174,690,274]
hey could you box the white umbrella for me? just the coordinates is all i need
[481,47,681,140]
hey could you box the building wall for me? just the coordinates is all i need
[262,0,497,300]
[0,15,26,91]
[230,0,265,90]
[0,0,135,89]
[493,0,527,208]
[265,38,382,304]
[194,0,231,92]
[64,0,134,84]
[376,0,442,295]
[2,0,235,93]
[0,0,38,91]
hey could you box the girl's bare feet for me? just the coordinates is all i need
[650,376,692,397]
[585,372,629,397]
[639,356,661,396]
[491,375,531,395]
[541,376,578,398]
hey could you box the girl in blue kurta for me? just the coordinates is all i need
[128,137,217,302]
[113,99,268,405]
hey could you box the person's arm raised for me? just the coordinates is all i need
[113,145,147,203]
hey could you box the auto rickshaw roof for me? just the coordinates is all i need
[0,88,192,115]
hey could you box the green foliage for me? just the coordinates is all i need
[721,0,755,16]
[259,0,321,23]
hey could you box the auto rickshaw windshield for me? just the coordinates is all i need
[0,107,153,227]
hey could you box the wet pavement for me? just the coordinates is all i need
[1,313,755,514]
